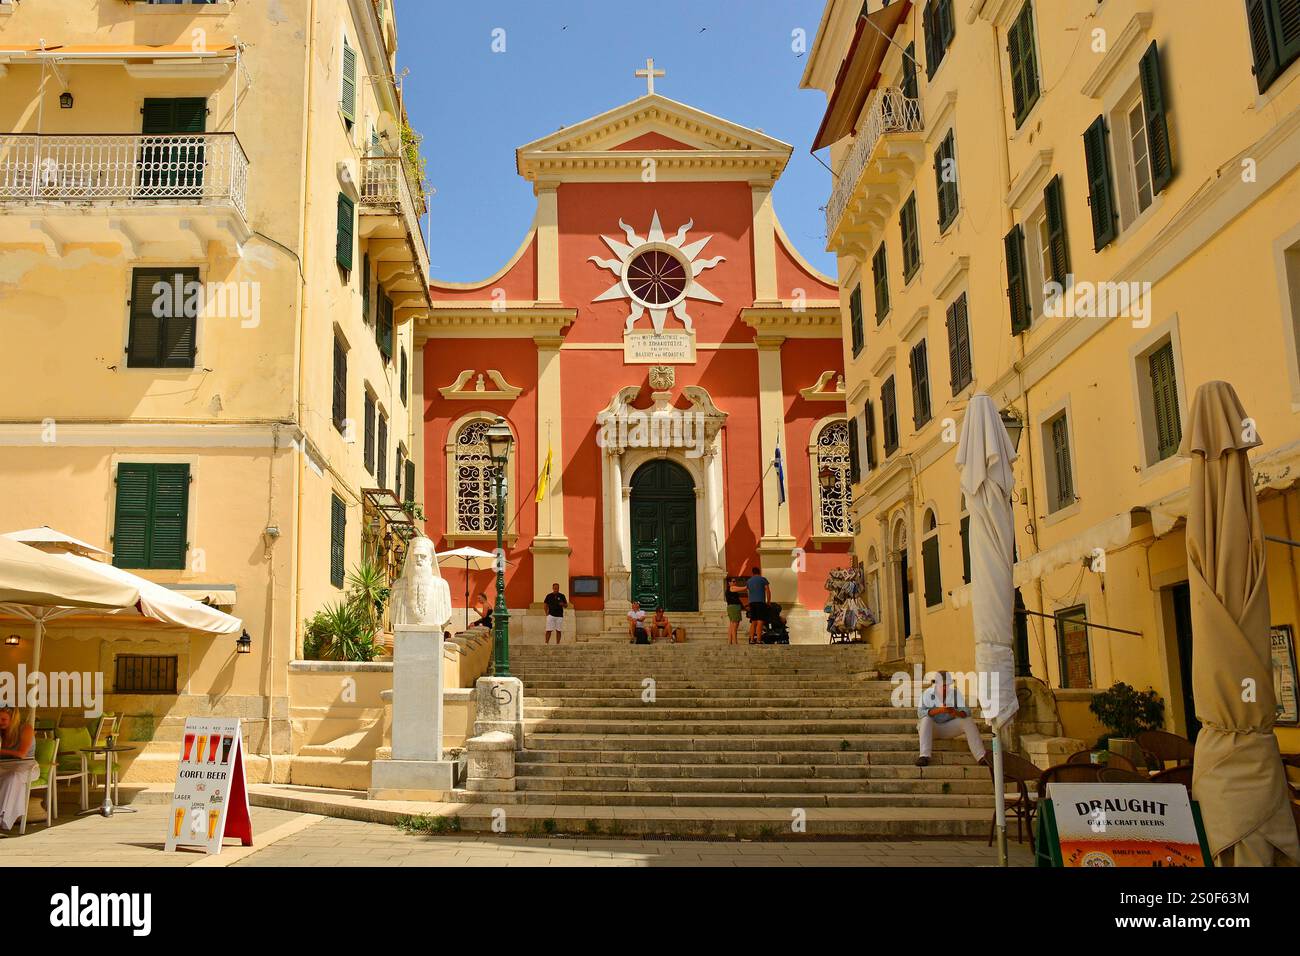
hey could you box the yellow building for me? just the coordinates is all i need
[804,0,1300,753]
[0,0,431,782]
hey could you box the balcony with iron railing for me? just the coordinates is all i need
[825,88,925,257]
[0,132,250,253]
[359,153,432,318]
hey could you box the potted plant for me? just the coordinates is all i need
[302,560,391,662]
[1088,682,1164,763]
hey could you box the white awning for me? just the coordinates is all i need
[1012,511,1137,587]
[57,554,242,635]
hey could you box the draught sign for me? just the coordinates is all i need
[164,716,253,855]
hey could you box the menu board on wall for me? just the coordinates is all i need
[1272,624,1299,725]
[1042,783,1208,867]
[164,717,253,855]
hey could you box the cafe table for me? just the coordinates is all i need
[77,745,137,818]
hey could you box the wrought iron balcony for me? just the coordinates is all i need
[359,154,431,314]
[0,132,248,219]
[825,88,924,246]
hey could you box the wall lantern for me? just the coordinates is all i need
[1000,408,1025,452]
[4,634,19,647]
[818,464,835,491]
[236,630,252,655]
[59,91,74,109]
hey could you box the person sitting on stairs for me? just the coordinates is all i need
[649,607,676,643]
[915,671,988,768]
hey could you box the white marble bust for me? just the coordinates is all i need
[390,536,453,631]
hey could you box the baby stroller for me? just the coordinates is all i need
[760,602,790,644]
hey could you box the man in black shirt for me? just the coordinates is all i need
[543,582,568,644]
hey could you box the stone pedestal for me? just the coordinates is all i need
[473,675,525,748]
[368,624,458,800]
[466,731,517,792]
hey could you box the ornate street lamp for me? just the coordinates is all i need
[484,417,514,677]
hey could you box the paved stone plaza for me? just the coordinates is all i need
[1,804,1033,867]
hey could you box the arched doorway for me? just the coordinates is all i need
[629,459,698,611]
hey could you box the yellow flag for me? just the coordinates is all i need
[535,446,553,503]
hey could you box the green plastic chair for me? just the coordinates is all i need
[21,737,58,834]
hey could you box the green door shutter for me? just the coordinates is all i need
[922,533,942,607]
[332,338,347,432]
[341,40,357,122]
[1138,41,1174,194]
[361,253,370,323]
[337,193,355,271]
[1083,115,1118,250]
[1149,343,1182,460]
[1004,224,1032,334]
[330,495,346,588]
[1043,174,1071,285]
[112,464,153,568]
[901,41,918,100]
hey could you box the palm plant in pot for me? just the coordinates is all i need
[302,560,390,662]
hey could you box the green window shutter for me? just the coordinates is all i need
[332,338,347,433]
[363,393,375,475]
[341,40,357,121]
[395,448,405,502]
[901,41,919,99]
[959,514,971,584]
[1008,2,1040,127]
[336,192,355,271]
[863,401,877,471]
[400,348,409,405]
[922,533,942,607]
[113,463,189,570]
[1082,115,1118,250]
[900,193,920,281]
[1149,342,1182,460]
[141,98,207,134]
[1051,415,1074,509]
[909,340,931,429]
[1004,224,1032,334]
[1138,41,1174,195]
[404,459,416,506]
[882,377,899,455]
[1247,0,1281,92]
[872,243,890,322]
[330,495,346,588]
[361,253,371,323]
[149,464,190,570]
[935,131,958,230]
[1043,174,1071,285]
[848,421,860,486]
[849,284,865,355]
[112,464,153,568]
[1276,0,1300,66]
[923,1,938,79]
[946,293,972,394]
[377,414,388,489]
[127,268,197,369]
[377,291,394,361]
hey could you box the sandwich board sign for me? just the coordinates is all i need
[1035,782,1211,867]
[164,716,253,855]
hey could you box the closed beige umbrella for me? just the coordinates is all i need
[1183,381,1300,866]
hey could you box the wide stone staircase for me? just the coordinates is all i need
[452,643,996,838]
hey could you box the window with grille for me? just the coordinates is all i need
[1055,605,1091,688]
[115,654,177,694]
[814,420,852,537]
[454,418,505,533]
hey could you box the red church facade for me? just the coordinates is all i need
[416,93,851,642]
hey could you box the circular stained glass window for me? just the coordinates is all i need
[625,249,688,306]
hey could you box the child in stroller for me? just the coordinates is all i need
[760,602,790,644]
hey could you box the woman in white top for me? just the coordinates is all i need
[0,706,38,831]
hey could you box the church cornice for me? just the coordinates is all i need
[519,150,790,183]
[413,305,576,341]
[740,304,842,338]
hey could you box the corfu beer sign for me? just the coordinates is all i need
[1039,782,1210,867]
[164,716,253,855]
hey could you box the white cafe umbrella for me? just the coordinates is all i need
[4,526,109,558]
[438,546,501,629]
[55,553,242,635]
[955,393,1020,866]
[0,537,140,718]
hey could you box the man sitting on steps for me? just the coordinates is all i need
[915,670,988,769]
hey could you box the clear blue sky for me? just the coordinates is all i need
[394,0,837,283]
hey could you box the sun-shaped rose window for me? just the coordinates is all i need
[624,249,688,307]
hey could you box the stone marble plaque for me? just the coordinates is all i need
[624,329,696,364]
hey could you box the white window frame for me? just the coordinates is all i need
[1128,316,1187,478]
[1038,396,1080,523]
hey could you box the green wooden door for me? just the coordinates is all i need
[140,97,207,194]
[629,460,697,612]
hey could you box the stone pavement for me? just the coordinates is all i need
[1,804,1033,867]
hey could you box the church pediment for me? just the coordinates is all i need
[516,94,792,183]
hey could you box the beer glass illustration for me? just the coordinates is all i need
[207,808,221,840]
[182,734,196,762]
[208,735,220,763]
[221,735,235,763]
[195,735,207,764]
[173,807,185,837]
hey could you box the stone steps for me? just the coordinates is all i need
[461,790,995,809]
[527,696,898,708]
[522,719,921,735]
[523,706,912,721]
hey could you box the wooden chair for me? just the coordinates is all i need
[20,737,58,835]
[1066,749,1095,765]
[1136,730,1194,770]
[1151,764,1193,789]
[987,751,1041,853]
[1099,767,1149,783]
[1066,749,1138,773]
[1038,763,1105,798]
